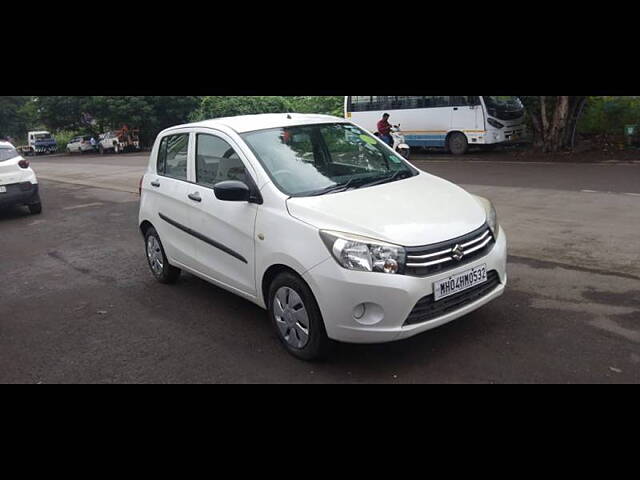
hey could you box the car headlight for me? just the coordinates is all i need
[320,230,406,274]
[473,196,499,237]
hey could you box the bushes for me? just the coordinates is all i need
[190,96,345,121]
[578,96,640,135]
[190,96,293,122]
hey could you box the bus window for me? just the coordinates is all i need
[351,96,372,112]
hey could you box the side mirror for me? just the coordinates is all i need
[214,180,251,202]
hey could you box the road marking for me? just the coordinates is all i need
[581,189,640,197]
[63,202,104,210]
[413,159,640,166]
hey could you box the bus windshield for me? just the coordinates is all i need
[242,123,417,197]
[483,96,524,120]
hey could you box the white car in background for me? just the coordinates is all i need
[0,141,42,214]
[138,114,507,360]
[66,135,96,154]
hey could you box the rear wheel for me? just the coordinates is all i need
[28,202,42,215]
[448,132,469,155]
[268,271,329,361]
[144,227,181,284]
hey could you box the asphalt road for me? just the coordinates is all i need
[1,153,639,383]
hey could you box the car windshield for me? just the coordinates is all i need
[0,147,20,162]
[241,123,417,197]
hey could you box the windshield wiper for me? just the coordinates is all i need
[306,178,357,196]
[357,170,410,189]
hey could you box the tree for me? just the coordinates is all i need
[34,96,93,132]
[286,96,344,116]
[190,96,293,121]
[521,96,587,152]
[33,96,202,146]
[0,96,37,141]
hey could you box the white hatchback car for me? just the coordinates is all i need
[138,114,507,360]
[0,141,42,214]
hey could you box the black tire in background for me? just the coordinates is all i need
[144,227,181,284]
[28,202,42,215]
[448,132,469,155]
[268,271,330,361]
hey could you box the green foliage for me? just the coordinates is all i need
[190,96,293,121]
[54,130,80,150]
[190,96,345,122]
[33,96,202,146]
[0,96,39,141]
[577,96,640,135]
[286,96,344,116]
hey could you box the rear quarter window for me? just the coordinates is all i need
[157,133,189,181]
[0,148,19,162]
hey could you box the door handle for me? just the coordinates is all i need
[151,180,160,188]
[453,107,459,111]
[188,192,202,203]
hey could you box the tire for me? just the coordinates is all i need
[268,271,329,361]
[144,227,181,284]
[398,147,411,160]
[447,132,469,155]
[28,202,42,215]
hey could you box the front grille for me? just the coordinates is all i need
[404,224,495,277]
[404,270,501,326]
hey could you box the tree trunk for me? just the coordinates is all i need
[523,96,587,153]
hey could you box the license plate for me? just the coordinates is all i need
[0,186,6,193]
[434,264,487,301]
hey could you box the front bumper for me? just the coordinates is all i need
[304,227,508,343]
[0,182,40,207]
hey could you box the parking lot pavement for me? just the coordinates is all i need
[0,159,639,383]
[30,153,149,193]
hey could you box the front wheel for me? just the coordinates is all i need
[145,227,181,284]
[448,132,469,155]
[268,272,329,361]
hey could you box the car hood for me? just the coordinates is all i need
[286,171,486,247]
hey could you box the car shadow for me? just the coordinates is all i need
[0,205,32,221]
[173,267,507,380]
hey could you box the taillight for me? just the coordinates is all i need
[18,159,30,169]
[139,176,144,196]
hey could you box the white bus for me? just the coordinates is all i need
[345,96,526,155]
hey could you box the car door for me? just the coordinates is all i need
[187,130,258,296]
[148,131,199,268]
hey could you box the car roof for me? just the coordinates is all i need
[0,140,14,148]
[165,113,348,135]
